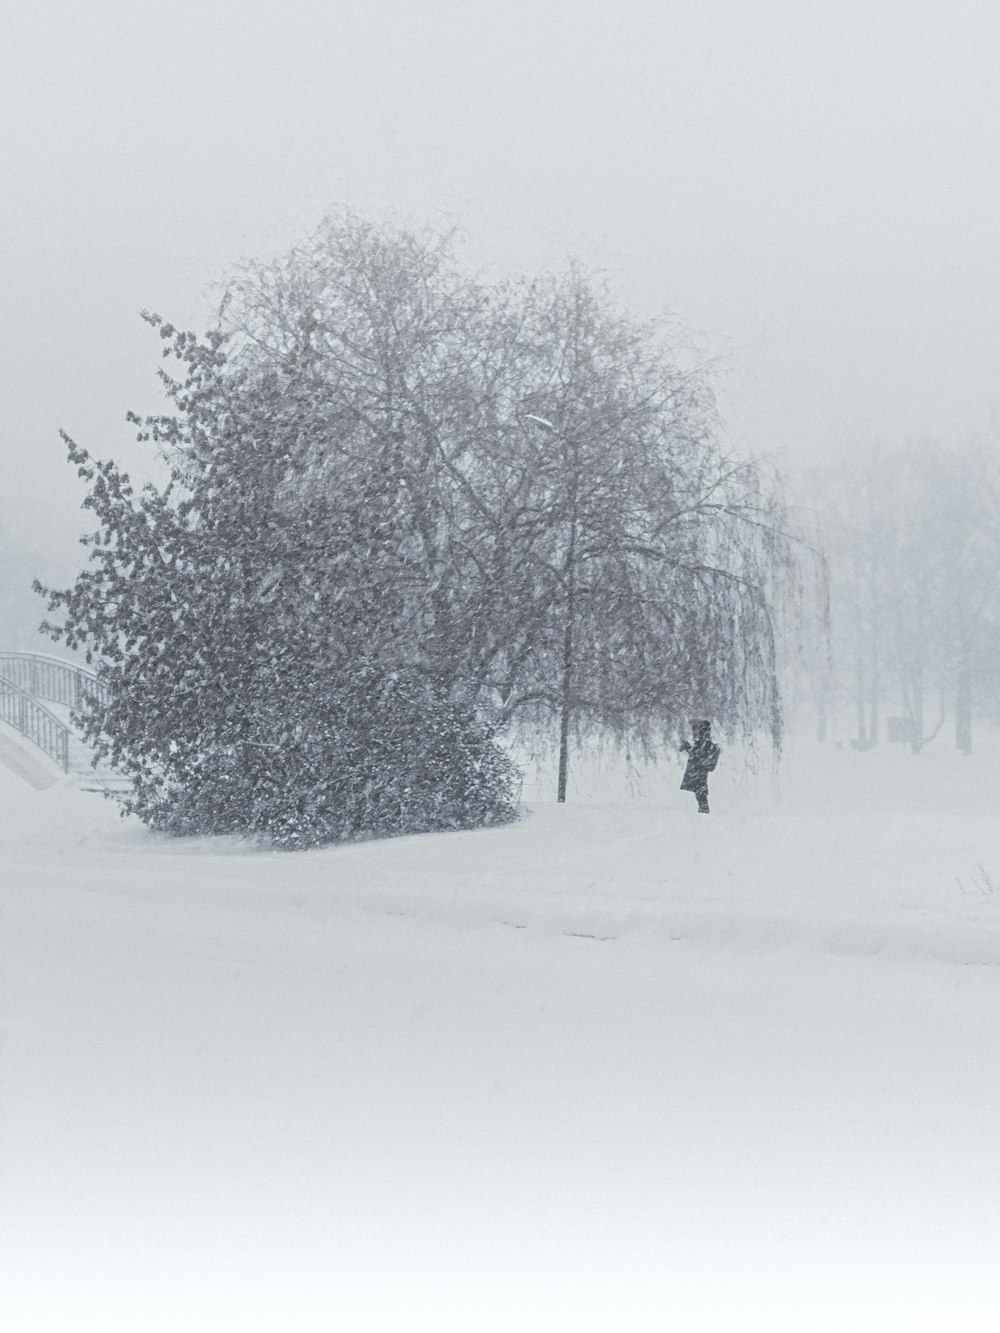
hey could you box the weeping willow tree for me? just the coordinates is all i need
[435,261,795,792]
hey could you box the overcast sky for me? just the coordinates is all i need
[3,0,1000,611]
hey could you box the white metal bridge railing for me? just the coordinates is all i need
[0,651,110,710]
[0,652,108,774]
[0,671,71,771]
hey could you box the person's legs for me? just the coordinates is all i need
[695,782,709,814]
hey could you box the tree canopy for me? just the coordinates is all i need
[39,211,793,844]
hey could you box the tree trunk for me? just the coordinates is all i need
[854,644,869,748]
[869,618,879,745]
[909,686,923,754]
[815,690,827,743]
[557,442,580,803]
[956,661,972,754]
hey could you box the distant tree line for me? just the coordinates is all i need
[38,212,793,845]
[797,436,1000,753]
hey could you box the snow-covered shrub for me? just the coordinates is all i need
[126,667,520,848]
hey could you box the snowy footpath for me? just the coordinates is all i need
[2,736,1000,1332]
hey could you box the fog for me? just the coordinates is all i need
[3,0,1000,644]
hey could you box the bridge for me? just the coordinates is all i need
[0,651,122,791]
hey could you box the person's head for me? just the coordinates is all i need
[691,719,711,738]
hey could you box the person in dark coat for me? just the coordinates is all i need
[679,719,720,814]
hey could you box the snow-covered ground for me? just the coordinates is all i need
[3,731,1000,1332]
